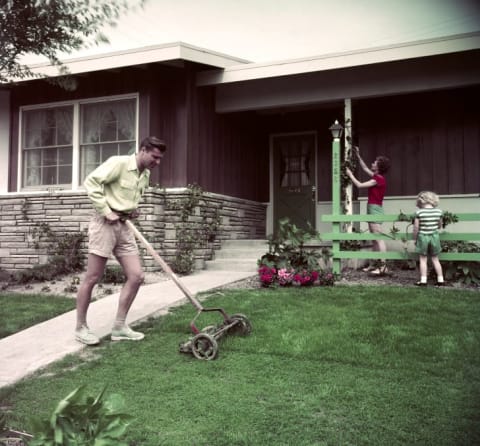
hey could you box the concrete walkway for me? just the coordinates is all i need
[0,269,255,389]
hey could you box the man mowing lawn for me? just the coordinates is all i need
[75,136,166,346]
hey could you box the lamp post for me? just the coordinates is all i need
[329,120,343,275]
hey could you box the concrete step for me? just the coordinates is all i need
[205,240,268,272]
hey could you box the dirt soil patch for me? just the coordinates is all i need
[0,271,169,299]
[1,265,477,297]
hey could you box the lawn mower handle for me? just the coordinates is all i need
[125,219,204,311]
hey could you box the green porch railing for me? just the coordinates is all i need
[320,212,480,274]
[326,121,480,275]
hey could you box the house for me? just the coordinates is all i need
[0,33,479,272]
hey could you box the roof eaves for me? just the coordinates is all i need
[197,31,480,86]
[17,42,250,81]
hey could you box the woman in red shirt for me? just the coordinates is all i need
[346,146,390,275]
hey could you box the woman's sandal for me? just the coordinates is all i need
[362,265,376,272]
[369,264,389,276]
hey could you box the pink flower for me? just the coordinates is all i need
[277,268,294,286]
[258,265,276,287]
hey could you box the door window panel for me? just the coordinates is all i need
[280,140,310,188]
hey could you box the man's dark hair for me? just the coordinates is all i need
[140,136,166,153]
[376,156,390,174]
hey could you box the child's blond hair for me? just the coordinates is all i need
[416,191,439,208]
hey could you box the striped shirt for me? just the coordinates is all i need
[415,207,443,234]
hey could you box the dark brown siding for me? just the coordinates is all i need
[355,86,480,197]
[187,76,269,201]
[8,65,480,203]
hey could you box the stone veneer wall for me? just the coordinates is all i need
[0,188,267,273]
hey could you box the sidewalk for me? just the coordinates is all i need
[0,269,255,389]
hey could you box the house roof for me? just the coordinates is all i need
[196,32,480,86]
[13,32,480,88]
[21,42,250,80]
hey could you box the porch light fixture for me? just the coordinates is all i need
[329,120,343,139]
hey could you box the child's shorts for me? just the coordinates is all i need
[415,232,441,256]
[367,204,384,225]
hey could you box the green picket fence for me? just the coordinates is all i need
[321,213,480,274]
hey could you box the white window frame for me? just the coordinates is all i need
[18,93,139,191]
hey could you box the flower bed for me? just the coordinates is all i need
[258,266,334,287]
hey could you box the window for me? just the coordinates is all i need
[20,95,137,190]
[22,106,73,187]
[80,98,136,179]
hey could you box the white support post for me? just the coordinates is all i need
[0,91,10,193]
[344,98,353,232]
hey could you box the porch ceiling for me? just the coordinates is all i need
[195,32,480,113]
[197,32,480,86]
[211,49,480,113]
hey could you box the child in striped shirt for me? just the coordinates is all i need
[413,191,445,286]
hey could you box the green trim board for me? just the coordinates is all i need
[332,251,480,261]
[321,213,480,222]
[321,232,480,241]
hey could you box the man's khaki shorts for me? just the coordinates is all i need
[88,213,138,258]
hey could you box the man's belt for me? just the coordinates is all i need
[110,208,134,221]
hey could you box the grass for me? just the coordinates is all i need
[1,285,479,445]
[0,292,76,339]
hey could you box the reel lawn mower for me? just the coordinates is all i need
[125,220,252,360]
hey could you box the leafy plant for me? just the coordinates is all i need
[340,232,364,251]
[1,0,142,89]
[101,265,126,285]
[13,201,85,284]
[258,218,334,286]
[171,227,196,274]
[28,386,133,446]
[259,217,322,270]
[341,129,357,215]
[0,410,6,433]
[167,184,222,274]
[441,241,480,286]
[441,211,459,229]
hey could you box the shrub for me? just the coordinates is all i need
[101,265,126,284]
[441,240,480,286]
[28,386,133,446]
[257,218,334,287]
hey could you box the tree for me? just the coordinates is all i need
[0,0,144,88]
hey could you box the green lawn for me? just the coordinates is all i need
[1,285,479,445]
[0,293,76,339]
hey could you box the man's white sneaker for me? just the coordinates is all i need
[111,326,145,341]
[75,326,100,346]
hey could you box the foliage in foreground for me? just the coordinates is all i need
[28,385,133,446]
[0,0,144,88]
[1,286,479,445]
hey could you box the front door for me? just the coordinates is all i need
[273,132,316,232]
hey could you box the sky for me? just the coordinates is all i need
[27,0,480,64]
